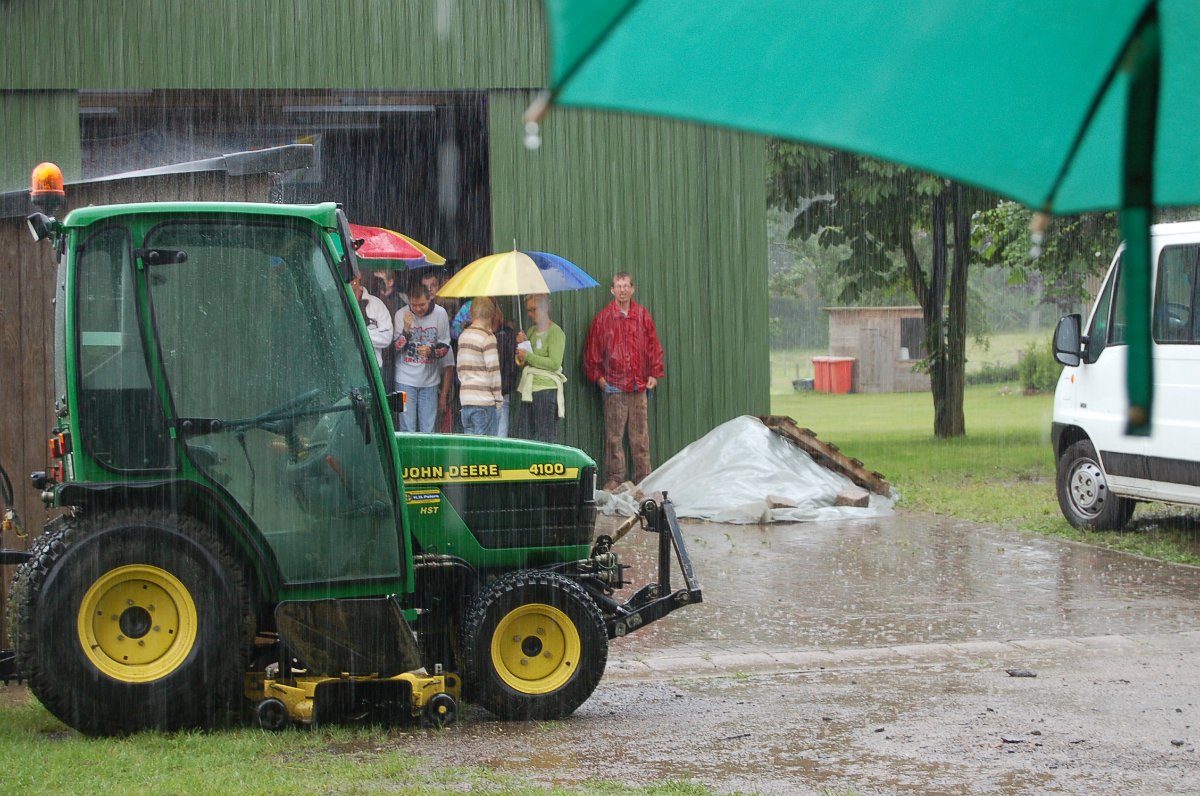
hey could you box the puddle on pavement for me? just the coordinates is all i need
[602,512,1200,660]
[392,667,1071,795]
[394,645,1197,795]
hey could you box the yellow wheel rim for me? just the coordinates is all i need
[490,603,581,695]
[77,564,198,683]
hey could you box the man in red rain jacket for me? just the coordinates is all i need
[583,272,665,491]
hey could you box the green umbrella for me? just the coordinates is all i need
[531,0,1195,433]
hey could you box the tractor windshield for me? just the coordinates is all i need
[143,218,402,585]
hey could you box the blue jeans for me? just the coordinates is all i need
[398,384,439,432]
[461,405,498,436]
[497,394,511,437]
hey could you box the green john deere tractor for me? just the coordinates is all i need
[2,170,700,735]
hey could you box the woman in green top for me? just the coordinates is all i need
[515,293,566,443]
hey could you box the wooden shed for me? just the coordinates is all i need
[823,306,930,394]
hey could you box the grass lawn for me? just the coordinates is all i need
[770,384,1200,565]
[0,692,718,796]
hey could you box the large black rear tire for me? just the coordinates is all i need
[460,571,606,720]
[1056,439,1135,531]
[9,509,253,735]
[6,514,70,660]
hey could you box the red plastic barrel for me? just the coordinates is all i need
[811,356,855,393]
[811,356,832,392]
[828,357,855,393]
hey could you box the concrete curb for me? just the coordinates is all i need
[606,630,1200,679]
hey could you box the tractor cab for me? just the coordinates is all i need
[50,201,409,589]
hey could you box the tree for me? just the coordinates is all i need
[973,201,1118,316]
[768,143,993,438]
[766,208,858,348]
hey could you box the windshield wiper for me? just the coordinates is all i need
[174,387,375,439]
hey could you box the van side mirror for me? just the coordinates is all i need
[1053,314,1083,367]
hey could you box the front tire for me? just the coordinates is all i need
[460,571,606,720]
[9,509,253,735]
[1056,439,1135,530]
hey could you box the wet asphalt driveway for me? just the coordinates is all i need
[401,511,1200,795]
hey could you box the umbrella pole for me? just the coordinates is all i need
[1119,2,1160,437]
[511,240,521,328]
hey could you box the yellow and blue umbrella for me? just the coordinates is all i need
[528,251,601,292]
[438,249,597,298]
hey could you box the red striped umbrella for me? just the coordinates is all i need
[348,223,445,269]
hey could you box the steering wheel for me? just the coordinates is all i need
[251,388,322,427]
[1158,301,1191,338]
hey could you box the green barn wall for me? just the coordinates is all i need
[0,0,543,90]
[487,93,769,463]
[0,0,769,471]
[0,92,82,193]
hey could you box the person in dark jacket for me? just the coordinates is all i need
[492,306,519,437]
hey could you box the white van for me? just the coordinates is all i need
[1051,220,1200,530]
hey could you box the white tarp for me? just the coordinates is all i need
[598,415,895,523]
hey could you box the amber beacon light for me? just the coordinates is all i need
[30,162,65,209]
[27,162,66,240]
[31,161,64,197]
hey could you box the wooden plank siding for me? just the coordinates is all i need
[0,218,56,646]
[487,92,769,462]
[825,307,931,394]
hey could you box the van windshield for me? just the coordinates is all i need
[1087,253,1124,361]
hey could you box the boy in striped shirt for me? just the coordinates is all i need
[457,297,503,435]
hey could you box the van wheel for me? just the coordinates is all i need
[1056,440,1135,531]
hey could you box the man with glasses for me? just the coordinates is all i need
[583,272,665,491]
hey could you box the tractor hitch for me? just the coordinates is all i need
[591,494,703,640]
